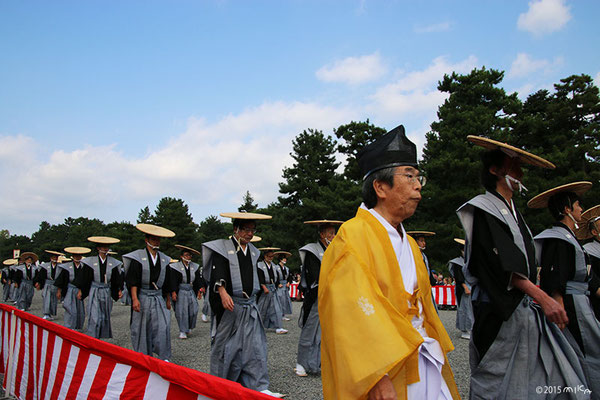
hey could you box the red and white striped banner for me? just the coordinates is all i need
[0,304,271,400]
[431,285,457,306]
[288,283,300,299]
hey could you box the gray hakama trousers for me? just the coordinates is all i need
[277,281,293,316]
[202,296,212,316]
[63,283,85,330]
[210,296,269,391]
[456,293,474,332]
[173,283,198,334]
[11,284,20,304]
[131,288,171,360]
[17,280,34,310]
[567,293,600,398]
[297,298,321,373]
[121,286,132,305]
[470,298,589,399]
[3,282,11,302]
[42,279,58,316]
[86,282,113,339]
[257,283,283,330]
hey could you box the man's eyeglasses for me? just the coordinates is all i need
[239,227,257,234]
[394,173,426,187]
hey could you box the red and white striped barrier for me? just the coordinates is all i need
[0,304,271,400]
[288,283,300,299]
[431,285,456,306]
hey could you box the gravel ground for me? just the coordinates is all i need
[7,294,470,399]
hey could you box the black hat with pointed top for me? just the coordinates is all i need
[357,124,417,180]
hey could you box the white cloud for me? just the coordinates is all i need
[595,72,600,89]
[517,0,572,36]
[369,55,478,116]
[414,22,452,34]
[507,53,563,78]
[316,52,387,85]
[0,102,355,234]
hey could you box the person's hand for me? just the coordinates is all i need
[539,294,568,330]
[166,297,171,310]
[132,298,141,312]
[368,375,397,400]
[262,285,269,294]
[219,286,234,311]
[56,289,62,299]
[464,287,471,295]
[34,283,40,290]
[278,284,283,288]
[172,292,177,302]
[197,291,203,300]
[77,290,82,300]
[14,283,19,288]
[118,290,123,299]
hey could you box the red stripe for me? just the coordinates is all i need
[36,325,44,399]
[166,382,198,400]
[64,349,91,399]
[0,310,5,375]
[39,331,56,400]
[3,311,12,388]
[120,367,150,399]
[49,339,72,400]
[13,318,26,398]
[26,322,36,400]
[86,358,115,399]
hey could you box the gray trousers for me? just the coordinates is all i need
[42,280,58,316]
[173,284,199,333]
[63,283,85,330]
[297,298,321,373]
[257,284,283,330]
[130,288,171,360]
[86,282,113,338]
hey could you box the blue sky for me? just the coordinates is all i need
[1,0,599,235]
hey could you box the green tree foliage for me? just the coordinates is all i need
[335,119,387,182]
[238,191,258,213]
[137,206,153,224]
[152,197,197,257]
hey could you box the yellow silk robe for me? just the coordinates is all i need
[319,207,460,399]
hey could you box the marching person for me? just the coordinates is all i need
[320,125,459,399]
[458,137,588,398]
[123,223,174,361]
[448,239,472,339]
[170,244,205,339]
[274,251,293,321]
[296,219,342,377]
[76,236,123,338]
[34,250,63,320]
[578,205,600,319]
[408,231,439,310]
[202,212,283,398]
[13,252,38,311]
[2,259,17,303]
[55,247,91,330]
[531,181,599,396]
[257,247,287,334]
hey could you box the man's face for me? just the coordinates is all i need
[416,237,426,250]
[50,256,58,263]
[568,200,583,222]
[146,236,161,248]
[319,226,336,245]
[97,245,109,256]
[25,257,33,266]
[181,251,192,263]
[72,255,82,263]
[264,252,274,263]
[376,166,422,220]
[493,156,524,192]
[235,221,256,245]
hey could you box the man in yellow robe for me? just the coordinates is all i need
[319,124,460,400]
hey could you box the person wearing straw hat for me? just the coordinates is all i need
[447,239,472,340]
[55,247,91,330]
[75,236,123,338]
[320,125,459,399]
[578,205,600,319]
[457,137,588,398]
[295,219,342,378]
[202,212,284,398]
[13,252,39,311]
[531,181,600,395]
[274,251,293,321]
[34,250,64,320]
[407,231,436,284]
[169,244,205,339]
[123,223,174,361]
[256,247,287,334]
[2,259,18,303]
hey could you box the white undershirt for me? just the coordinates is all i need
[362,203,451,400]
[149,251,158,266]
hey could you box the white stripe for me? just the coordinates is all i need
[76,354,101,399]
[1,310,7,371]
[37,329,49,400]
[19,322,30,398]
[8,316,23,395]
[197,395,214,400]
[43,336,64,400]
[57,345,80,399]
[143,372,170,400]
[31,324,39,400]
[102,363,131,400]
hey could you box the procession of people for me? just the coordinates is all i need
[2,124,600,400]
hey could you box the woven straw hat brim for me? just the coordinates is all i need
[136,223,176,238]
[258,247,281,252]
[88,236,120,244]
[3,259,18,266]
[527,181,593,209]
[45,250,65,256]
[220,212,272,220]
[250,235,262,242]
[467,136,555,169]
[273,251,292,257]
[175,244,201,256]
[19,252,39,263]
[454,238,466,246]
[64,247,92,255]
[304,220,344,225]
[576,204,600,240]
[407,231,436,237]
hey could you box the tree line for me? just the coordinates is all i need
[2,69,598,276]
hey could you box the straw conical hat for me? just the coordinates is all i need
[58,255,71,263]
[258,247,280,252]
[19,252,39,263]
[45,250,64,256]
[304,220,343,225]
[64,247,92,255]
[527,181,592,209]
[220,212,271,220]
[407,231,436,237]
[250,235,262,243]
[175,244,201,256]
[274,251,292,258]
[467,136,555,169]
[136,223,176,238]
[88,236,120,244]
[3,259,18,266]
[576,205,600,240]
[454,238,466,246]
